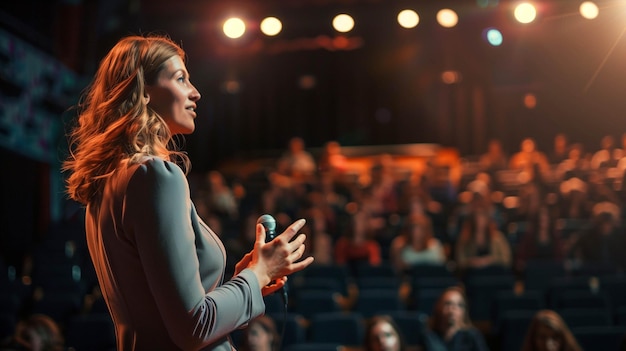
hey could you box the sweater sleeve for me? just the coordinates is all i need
[123,158,264,350]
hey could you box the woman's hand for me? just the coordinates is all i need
[247,218,315,293]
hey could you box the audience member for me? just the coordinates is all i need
[278,137,316,181]
[554,143,589,181]
[590,134,619,169]
[390,213,446,274]
[238,315,279,351]
[419,286,489,351]
[334,210,382,271]
[509,137,550,184]
[557,177,592,220]
[205,170,240,220]
[454,208,512,272]
[318,140,349,177]
[569,205,626,271]
[548,133,569,165]
[479,139,508,177]
[515,206,565,272]
[363,315,406,351]
[1,314,65,351]
[520,310,582,351]
[300,209,334,266]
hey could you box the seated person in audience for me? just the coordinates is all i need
[299,210,334,266]
[509,137,550,184]
[520,310,582,351]
[454,208,512,272]
[479,139,508,177]
[515,205,565,272]
[557,177,592,220]
[238,315,279,351]
[318,140,349,177]
[569,205,626,271]
[419,286,489,351]
[554,143,589,182]
[590,134,619,170]
[1,314,65,351]
[548,133,569,165]
[390,213,446,274]
[334,210,382,270]
[278,136,316,181]
[363,315,407,351]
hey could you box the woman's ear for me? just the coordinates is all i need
[143,86,152,105]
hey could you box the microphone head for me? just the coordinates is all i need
[257,214,276,232]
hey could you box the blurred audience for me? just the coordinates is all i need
[334,210,382,270]
[509,138,550,185]
[548,133,569,166]
[520,310,582,351]
[419,286,489,351]
[454,208,512,272]
[390,213,446,274]
[363,315,406,351]
[0,314,65,351]
[590,134,619,170]
[515,205,565,272]
[238,315,279,351]
[278,137,316,181]
[8,131,626,351]
[569,204,626,271]
[479,139,508,178]
[318,140,349,177]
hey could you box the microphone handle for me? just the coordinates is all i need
[261,224,288,305]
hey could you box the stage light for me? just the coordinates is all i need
[483,28,503,46]
[260,17,282,36]
[223,17,246,39]
[437,9,459,28]
[332,14,355,33]
[514,3,537,24]
[580,2,599,19]
[397,9,420,29]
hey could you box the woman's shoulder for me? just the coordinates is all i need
[125,156,188,194]
[130,156,185,178]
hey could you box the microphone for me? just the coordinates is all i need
[257,214,277,242]
[256,214,288,307]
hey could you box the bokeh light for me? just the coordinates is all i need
[441,70,462,84]
[223,17,246,39]
[514,3,537,24]
[484,28,504,46]
[437,9,459,28]
[524,93,537,109]
[579,2,599,20]
[332,14,355,33]
[260,17,282,36]
[397,9,420,29]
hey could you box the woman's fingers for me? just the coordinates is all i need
[279,219,306,242]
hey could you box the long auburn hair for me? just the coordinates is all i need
[63,34,190,205]
[520,310,582,351]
